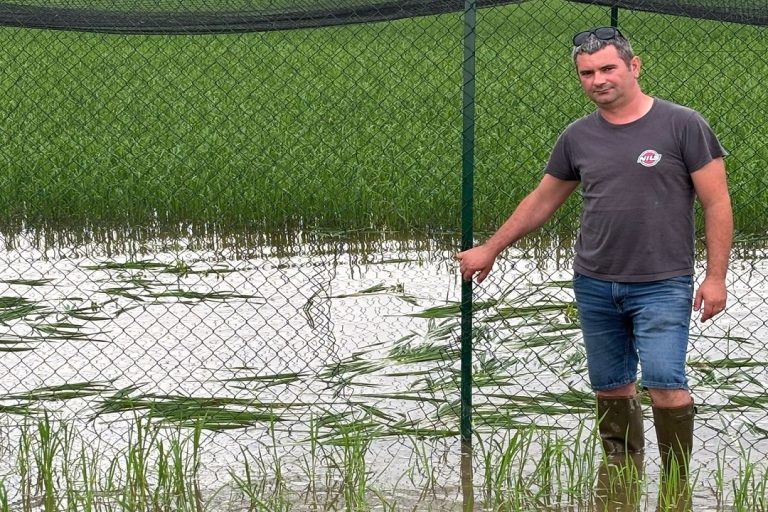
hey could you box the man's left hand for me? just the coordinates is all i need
[693,277,727,322]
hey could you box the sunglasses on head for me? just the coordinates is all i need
[572,27,624,47]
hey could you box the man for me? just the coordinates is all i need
[456,27,732,474]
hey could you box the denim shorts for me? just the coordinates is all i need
[573,273,694,391]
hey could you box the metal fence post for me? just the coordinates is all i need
[460,0,477,446]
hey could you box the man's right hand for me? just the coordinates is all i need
[455,244,499,283]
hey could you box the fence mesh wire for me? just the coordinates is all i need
[0,0,766,509]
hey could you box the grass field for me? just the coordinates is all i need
[0,0,765,242]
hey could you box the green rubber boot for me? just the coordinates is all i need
[595,452,644,512]
[597,396,646,456]
[653,402,695,478]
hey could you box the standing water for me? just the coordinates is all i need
[1,228,767,510]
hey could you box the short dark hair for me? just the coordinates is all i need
[572,35,635,67]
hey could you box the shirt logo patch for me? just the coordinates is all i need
[637,149,662,167]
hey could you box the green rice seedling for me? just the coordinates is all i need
[729,445,768,512]
[0,296,52,323]
[353,403,401,425]
[355,392,447,406]
[17,422,33,512]
[82,261,171,272]
[594,454,645,512]
[407,299,498,319]
[0,336,47,353]
[299,414,320,506]
[326,419,373,511]
[371,488,399,512]
[483,302,578,324]
[96,393,289,430]
[190,422,204,512]
[34,414,62,512]
[158,421,195,508]
[561,421,600,499]
[0,278,53,286]
[61,425,85,512]
[690,331,752,345]
[713,444,727,506]
[76,441,99,512]
[727,394,768,410]
[229,446,291,512]
[319,356,386,381]
[122,415,158,511]
[30,321,105,341]
[332,282,419,306]
[405,434,438,496]
[689,357,768,370]
[101,287,147,301]
[388,341,458,365]
[475,426,535,509]
[480,389,594,418]
[528,433,567,502]
[508,332,578,350]
[657,458,696,512]
[386,419,458,439]
[9,381,115,402]
[0,479,8,512]
[147,289,264,302]
[223,371,307,391]
[64,299,116,322]
[473,424,610,510]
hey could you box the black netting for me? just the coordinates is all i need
[569,0,768,26]
[2,0,766,34]
[0,0,522,33]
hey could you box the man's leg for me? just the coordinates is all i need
[573,274,644,457]
[626,275,695,477]
[597,384,645,456]
[650,389,695,477]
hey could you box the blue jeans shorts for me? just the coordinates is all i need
[573,273,694,391]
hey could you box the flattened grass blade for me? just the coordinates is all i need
[8,381,116,402]
[149,289,263,301]
[0,296,52,323]
[97,393,300,430]
[82,261,169,271]
[1,278,53,286]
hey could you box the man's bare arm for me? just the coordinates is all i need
[456,175,579,283]
[691,157,732,322]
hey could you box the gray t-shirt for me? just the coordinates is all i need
[545,98,726,282]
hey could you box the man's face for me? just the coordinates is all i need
[575,45,640,107]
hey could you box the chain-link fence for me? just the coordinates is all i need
[0,0,766,510]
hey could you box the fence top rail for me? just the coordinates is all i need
[0,0,519,34]
[2,0,765,34]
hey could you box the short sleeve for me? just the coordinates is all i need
[682,111,728,173]
[545,130,581,181]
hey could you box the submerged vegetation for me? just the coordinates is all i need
[0,259,766,508]
[1,413,768,511]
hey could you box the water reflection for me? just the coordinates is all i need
[461,439,475,511]
[0,227,766,510]
[595,454,644,512]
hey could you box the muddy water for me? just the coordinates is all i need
[0,231,767,509]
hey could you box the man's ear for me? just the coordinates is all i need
[631,56,641,78]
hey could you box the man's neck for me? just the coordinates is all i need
[599,93,654,125]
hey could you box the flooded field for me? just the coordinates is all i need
[1,229,767,510]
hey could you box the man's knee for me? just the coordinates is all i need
[648,388,691,408]
[596,382,637,398]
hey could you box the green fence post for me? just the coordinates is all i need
[460,0,477,446]
[611,5,619,27]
